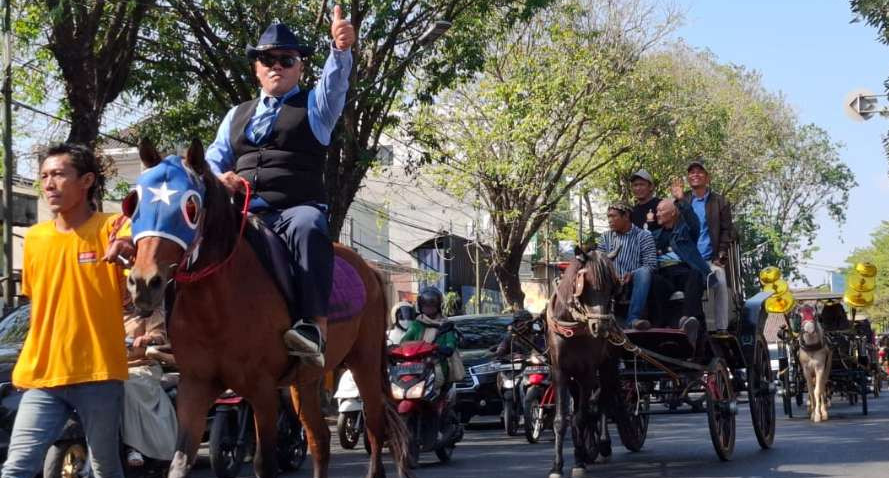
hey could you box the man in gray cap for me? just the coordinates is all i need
[629,169,660,232]
[670,157,734,332]
[205,6,356,367]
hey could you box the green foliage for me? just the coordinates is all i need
[411,0,677,307]
[850,0,889,167]
[845,221,889,330]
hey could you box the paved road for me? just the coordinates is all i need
[192,389,889,478]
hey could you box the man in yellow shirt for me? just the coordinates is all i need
[3,143,134,478]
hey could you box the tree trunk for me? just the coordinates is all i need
[491,255,525,312]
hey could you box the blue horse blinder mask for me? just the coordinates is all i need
[124,155,205,250]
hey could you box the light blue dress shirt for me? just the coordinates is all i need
[206,44,352,178]
[691,190,713,260]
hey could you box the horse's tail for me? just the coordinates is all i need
[371,268,415,478]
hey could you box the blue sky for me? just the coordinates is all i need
[674,0,889,286]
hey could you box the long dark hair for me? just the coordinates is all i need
[41,143,107,210]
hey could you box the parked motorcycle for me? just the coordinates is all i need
[388,332,463,468]
[522,352,554,444]
[208,388,307,478]
[334,369,366,451]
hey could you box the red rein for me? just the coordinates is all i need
[174,178,252,284]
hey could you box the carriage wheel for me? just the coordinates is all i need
[749,336,775,449]
[706,358,736,461]
[617,380,649,452]
[778,342,793,418]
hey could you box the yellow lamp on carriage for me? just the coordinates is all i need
[844,289,874,308]
[855,262,877,278]
[759,266,781,285]
[765,291,795,314]
[846,272,875,293]
[761,279,789,295]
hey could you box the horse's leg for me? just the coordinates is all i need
[348,362,386,478]
[247,385,280,478]
[570,382,591,477]
[291,380,331,478]
[815,357,828,422]
[549,374,569,478]
[168,378,219,478]
[595,357,618,462]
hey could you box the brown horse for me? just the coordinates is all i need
[545,249,623,478]
[125,140,411,478]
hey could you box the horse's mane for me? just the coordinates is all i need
[550,250,615,320]
[196,169,241,261]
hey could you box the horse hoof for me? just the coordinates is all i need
[548,473,563,478]
[595,454,611,464]
[571,467,587,478]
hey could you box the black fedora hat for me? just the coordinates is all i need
[246,23,313,59]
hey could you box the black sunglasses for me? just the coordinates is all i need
[257,53,300,68]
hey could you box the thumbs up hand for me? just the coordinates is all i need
[331,5,356,50]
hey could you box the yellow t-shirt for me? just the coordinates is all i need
[14,212,128,388]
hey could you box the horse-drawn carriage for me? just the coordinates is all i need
[776,290,879,418]
[610,242,776,461]
[543,242,776,477]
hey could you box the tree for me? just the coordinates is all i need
[845,221,889,331]
[129,0,554,238]
[16,0,155,146]
[409,0,679,309]
[591,44,856,295]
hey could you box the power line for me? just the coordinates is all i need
[12,100,137,146]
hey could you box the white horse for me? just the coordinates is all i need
[798,305,832,422]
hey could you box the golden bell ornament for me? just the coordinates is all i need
[765,291,795,314]
[759,267,781,285]
[846,272,875,293]
[844,290,874,308]
[855,262,877,278]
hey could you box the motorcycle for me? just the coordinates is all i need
[334,369,367,451]
[388,332,463,468]
[521,352,554,444]
[0,382,23,463]
[43,345,180,478]
[496,355,525,436]
[208,388,307,478]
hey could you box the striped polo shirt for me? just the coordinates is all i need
[597,225,657,276]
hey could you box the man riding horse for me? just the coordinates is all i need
[205,7,356,368]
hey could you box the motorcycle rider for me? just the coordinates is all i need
[121,301,177,467]
[400,287,459,399]
[493,310,545,358]
[387,301,417,345]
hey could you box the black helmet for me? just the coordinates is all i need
[417,286,444,315]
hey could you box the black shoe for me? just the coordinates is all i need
[631,319,652,331]
[283,322,325,367]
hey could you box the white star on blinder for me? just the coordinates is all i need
[148,182,179,205]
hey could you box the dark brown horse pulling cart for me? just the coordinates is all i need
[545,244,775,476]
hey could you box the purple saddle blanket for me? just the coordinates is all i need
[250,218,367,321]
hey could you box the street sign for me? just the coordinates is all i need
[844,88,883,121]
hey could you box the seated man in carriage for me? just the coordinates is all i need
[597,202,657,330]
[649,198,715,346]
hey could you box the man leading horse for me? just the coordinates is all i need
[205,6,356,368]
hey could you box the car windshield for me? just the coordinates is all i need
[0,304,30,345]
[454,316,512,351]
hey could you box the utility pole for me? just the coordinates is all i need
[577,193,583,246]
[474,191,481,314]
[2,0,13,310]
[544,217,551,298]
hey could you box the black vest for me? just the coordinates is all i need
[231,90,327,209]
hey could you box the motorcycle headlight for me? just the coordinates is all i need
[390,383,405,400]
[501,378,514,389]
[406,382,426,399]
